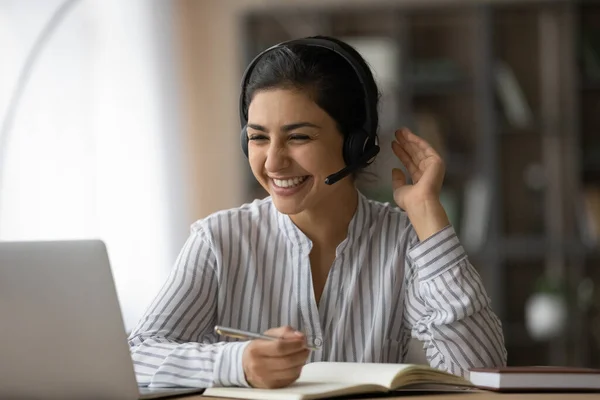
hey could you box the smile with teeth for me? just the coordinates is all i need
[272,176,308,188]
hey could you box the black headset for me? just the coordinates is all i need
[239,37,380,185]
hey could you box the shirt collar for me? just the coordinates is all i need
[273,189,372,252]
[276,207,312,252]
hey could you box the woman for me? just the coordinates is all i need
[128,35,507,390]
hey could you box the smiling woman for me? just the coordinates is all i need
[128,35,507,390]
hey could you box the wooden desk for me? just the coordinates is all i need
[189,393,600,400]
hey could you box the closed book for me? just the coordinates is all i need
[469,366,600,391]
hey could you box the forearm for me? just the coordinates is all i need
[405,226,507,377]
[130,335,250,388]
[416,261,507,377]
[127,224,246,387]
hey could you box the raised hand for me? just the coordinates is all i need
[391,128,445,211]
[391,128,450,240]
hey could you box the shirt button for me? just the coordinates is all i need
[313,337,323,347]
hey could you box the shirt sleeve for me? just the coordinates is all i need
[402,225,507,378]
[127,224,251,388]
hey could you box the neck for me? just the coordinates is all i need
[290,182,359,249]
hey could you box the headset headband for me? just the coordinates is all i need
[239,37,377,138]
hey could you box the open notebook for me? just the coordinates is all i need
[203,362,473,400]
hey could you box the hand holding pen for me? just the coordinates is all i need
[215,325,313,389]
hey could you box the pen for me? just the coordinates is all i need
[214,325,320,351]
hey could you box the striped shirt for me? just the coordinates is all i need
[128,190,507,388]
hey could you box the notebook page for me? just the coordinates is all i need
[298,362,413,388]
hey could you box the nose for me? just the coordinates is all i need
[264,140,290,173]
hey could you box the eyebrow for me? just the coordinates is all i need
[247,122,320,133]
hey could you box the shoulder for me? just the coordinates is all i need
[190,197,276,241]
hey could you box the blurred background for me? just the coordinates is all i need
[0,0,598,368]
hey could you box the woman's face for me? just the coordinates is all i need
[246,88,349,215]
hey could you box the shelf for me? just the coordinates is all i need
[408,56,468,96]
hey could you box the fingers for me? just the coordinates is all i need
[393,128,445,181]
[261,362,306,381]
[257,337,308,357]
[398,127,431,151]
[245,361,306,389]
[260,326,307,356]
[264,325,302,338]
[243,326,311,389]
[392,141,422,182]
[393,129,422,164]
[391,168,407,191]
[244,343,309,371]
[392,140,417,172]
[262,348,311,371]
[243,352,306,389]
[397,128,443,159]
[395,129,424,162]
[242,349,309,389]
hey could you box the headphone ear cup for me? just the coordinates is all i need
[240,126,249,158]
[343,129,371,167]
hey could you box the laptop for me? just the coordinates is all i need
[0,240,205,400]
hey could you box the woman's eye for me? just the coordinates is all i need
[290,134,310,141]
[248,134,267,141]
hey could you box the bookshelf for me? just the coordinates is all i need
[240,0,600,368]
[575,0,600,368]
